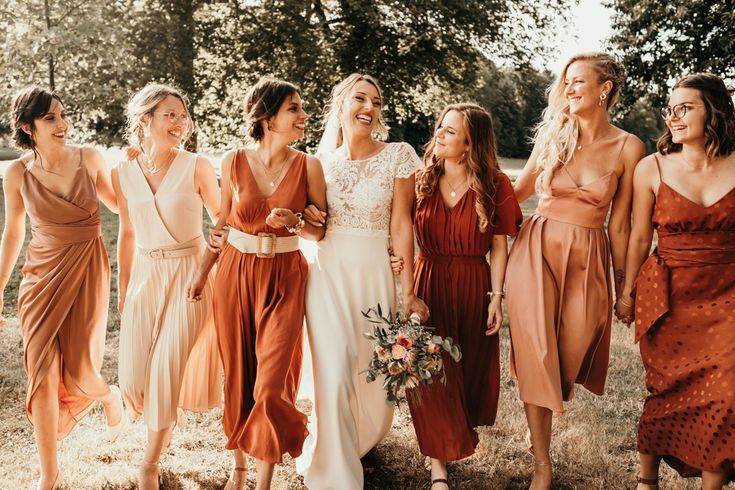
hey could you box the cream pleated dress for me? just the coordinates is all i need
[117,150,221,432]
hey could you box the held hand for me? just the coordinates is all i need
[125,146,142,161]
[265,208,298,229]
[303,204,327,227]
[187,273,208,303]
[404,294,429,324]
[486,298,503,336]
[614,294,634,326]
[208,226,229,253]
[387,246,404,275]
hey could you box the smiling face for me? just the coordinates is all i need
[341,80,383,137]
[269,92,308,142]
[433,109,469,160]
[665,87,707,145]
[564,60,611,115]
[144,95,188,147]
[26,98,69,151]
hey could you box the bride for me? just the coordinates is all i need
[295,73,428,489]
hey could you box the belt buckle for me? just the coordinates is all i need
[256,232,276,258]
[149,249,164,259]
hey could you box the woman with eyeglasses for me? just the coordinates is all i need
[616,73,735,489]
[505,52,645,488]
[114,83,222,489]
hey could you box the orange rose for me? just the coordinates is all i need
[396,332,413,349]
[392,344,407,360]
[375,345,389,361]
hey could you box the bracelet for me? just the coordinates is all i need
[487,291,505,299]
[618,296,634,308]
[286,213,305,234]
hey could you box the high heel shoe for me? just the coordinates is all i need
[138,460,162,490]
[105,385,126,442]
[36,471,59,490]
[224,466,247,490]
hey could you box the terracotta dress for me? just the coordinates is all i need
[634,155,735,479]
[214,149,308,463]
[18,156,111,439]
[506,137,629,412]
[408,175,521,461]
[117,151,221,432]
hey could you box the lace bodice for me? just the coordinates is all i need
[321,142,422,237]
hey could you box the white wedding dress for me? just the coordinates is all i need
[296,142,422,489]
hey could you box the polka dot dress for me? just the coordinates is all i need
[634,157,735,479]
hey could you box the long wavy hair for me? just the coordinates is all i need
[417,103,500,232]
[534,52,625,191]
[657,73,735,157]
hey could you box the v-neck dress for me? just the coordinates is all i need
[18,157,112,439]
[117,150,221,432]
[506,136,629,412]
[213,149,309,463]
[408,175,521,461]
[634,155,735,479]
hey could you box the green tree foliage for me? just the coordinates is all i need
[608,0,735,108]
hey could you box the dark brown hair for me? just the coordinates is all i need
[658,73,735,157]
[417,103,501,232]
[243,77,301,142]
[10,85,64,151]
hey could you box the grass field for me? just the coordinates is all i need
[0,153,714,489]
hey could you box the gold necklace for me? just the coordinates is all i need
[256,149,291,188]
[576,133,605,151]
[444,173,468,198]
[139,149,175,175]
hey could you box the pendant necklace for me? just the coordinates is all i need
[139,149,175,175]
[257,149,291,187]
[445,174,468,198]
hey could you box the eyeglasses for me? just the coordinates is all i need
[660,103,704,120]
[153,112,189,124]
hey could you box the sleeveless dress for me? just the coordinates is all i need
[634,155,735,479]
[117,151,221,432]
[214,149,309,463]
[295,142,422,490]
[506,138,628,412]
[408,175,522,462]
[18,154,111,439]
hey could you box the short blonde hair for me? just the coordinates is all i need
[125,83,193,146]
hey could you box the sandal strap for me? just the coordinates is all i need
[636,474,659,485]
[232,467,247,472]
[431,478,449,486]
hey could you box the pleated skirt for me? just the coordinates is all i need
[118,240,221,432]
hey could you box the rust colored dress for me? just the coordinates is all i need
[506,136,630,413]
[18,158,111,440]
[634,155,735,479]
[213,149,308,463]
[408,174,521,461]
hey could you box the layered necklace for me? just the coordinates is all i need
[138,148,176,175]
[255,149,292,188]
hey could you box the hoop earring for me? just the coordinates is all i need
[599,92,608,106]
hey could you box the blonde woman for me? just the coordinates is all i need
[295,73,428,489]
[113,83,221,489]
[0,86,122,490]
[505,53,645,488]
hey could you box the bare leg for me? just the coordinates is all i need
[701,469,727,490]
[430,458,449,489]
[525,403,553,490]
[100,387,122,427]
[224,450,248,490]
[636,453,660,489]
[254,458,274,490]
[31,351,61,490]
[138,426,171,489]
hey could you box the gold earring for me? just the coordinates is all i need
[599,92,608,106]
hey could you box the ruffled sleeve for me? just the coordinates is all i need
[492,172,522,236]
[391,142,423,179]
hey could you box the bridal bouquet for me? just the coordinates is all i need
[362,304,462,406]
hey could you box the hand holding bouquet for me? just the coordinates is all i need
[362,304,461,406]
